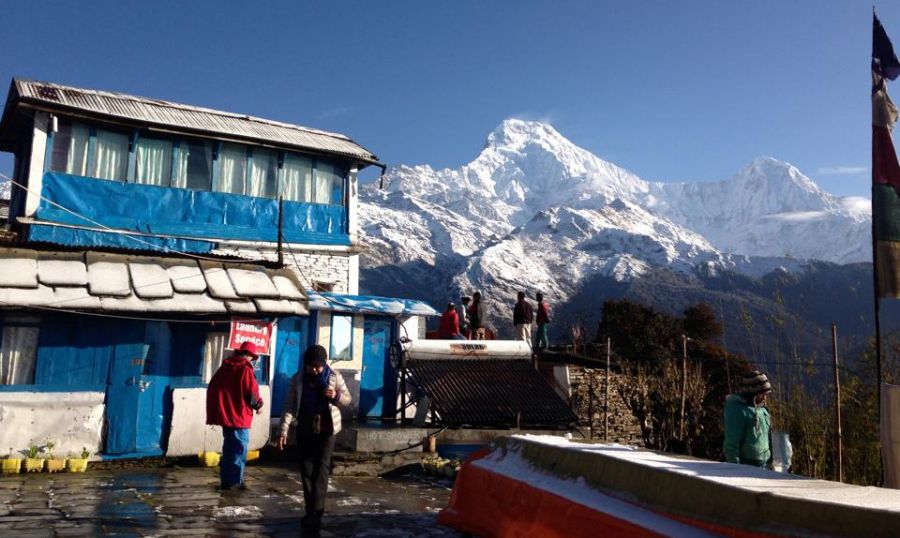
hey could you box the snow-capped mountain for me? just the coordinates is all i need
[644,157,871,263]
[358,119,870,337]
[0,180,9,200]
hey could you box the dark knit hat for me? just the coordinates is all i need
[303,344,328,366]
[740,370,772,395]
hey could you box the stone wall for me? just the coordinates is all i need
[211,247,352,293]
[283,251,351,293]
[567,365,644,445]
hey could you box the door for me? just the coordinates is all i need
[105,322,168,456]
[359,318,394,419]
[272,316,309,416]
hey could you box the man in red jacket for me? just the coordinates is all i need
[206,341,264,490]
[438,302,463,339]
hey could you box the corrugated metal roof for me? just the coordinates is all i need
[307,291,439,317]
[0,247,308,316]
[406,358,578,428]
[10,79,379,164]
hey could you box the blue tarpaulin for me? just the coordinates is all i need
[307,291,439,316]
[29,224,215,253]
[31,172,350,250]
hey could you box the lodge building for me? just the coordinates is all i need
[0,79,436,459]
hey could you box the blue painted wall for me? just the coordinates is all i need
[30,172,350,251]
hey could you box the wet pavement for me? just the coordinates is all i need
[0,464,465,537]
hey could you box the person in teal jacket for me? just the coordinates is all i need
[723,370,772,468]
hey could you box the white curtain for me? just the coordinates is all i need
[218,143,246,194]
[0,326,39,385]
[66,123,90,176]
[172,141,213,191]
[282,154,312,202]
[172,144,189,189]
[249,149,277,198]
[135,138,173,186]
[92,129,129,181]
[313,162,333,204]
[202,332,228,383]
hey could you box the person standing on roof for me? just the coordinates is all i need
[206,341,265,491]
[468,291,486,340]
[723,370,773,468]
[438,302,464,339]
[276,344,351,531]
[459,296,471,338]
[513,291,534,343]
[534,292,551,350]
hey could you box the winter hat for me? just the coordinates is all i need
[303,344,328,366]
[739,370,772,395]
[238,341,259,359]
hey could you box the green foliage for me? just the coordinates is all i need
[24,441,42,459]
[589,295,896,486]
[683,304,723,342]
[596,299,680,360]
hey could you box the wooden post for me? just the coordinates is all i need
[587,369,594,440]
[832,324,844,483]
[680,336,686,440]
[605,337,611,442]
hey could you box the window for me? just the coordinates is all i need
[173,139,213,191]
[201,332,268,385]
[330,315,353,362]
[0,325,39,385]
[49,121,128,181]
[312,161,346,205]
[46,117,351,207]
[312,280,334,292]
[218,143,247,195]
[92,129,129,180]
[249,148,277,198]
[49,121,89,176]
[134,135,173,186]
[313,162,333,204]
[282,154,312,202]
[202,332,228,383]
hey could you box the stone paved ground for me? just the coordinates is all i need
[0,464,465,537]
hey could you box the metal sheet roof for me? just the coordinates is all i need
[0,247,308,316]
[406,358,578,428]
[307,291,439,317]
[7,79,379,165]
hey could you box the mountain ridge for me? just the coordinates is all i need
[358,119,873,348]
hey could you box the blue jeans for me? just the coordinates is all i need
[221,427,250,488]
[535,324,549,350]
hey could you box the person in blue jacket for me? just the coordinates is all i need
[723,370,772,468]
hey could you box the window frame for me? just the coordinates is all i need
[0,318,40,387]
[43,115,352,207]
[329,314,354,362]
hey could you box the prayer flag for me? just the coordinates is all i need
[872,14,900,297]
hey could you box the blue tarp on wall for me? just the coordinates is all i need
[31,172,350,250]
[29,224,215,253]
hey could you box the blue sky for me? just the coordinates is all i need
[0,1,897,197]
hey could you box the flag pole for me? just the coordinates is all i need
[872,11,884,486]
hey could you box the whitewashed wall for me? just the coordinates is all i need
[166,386,271,457]
[0,391,104,459]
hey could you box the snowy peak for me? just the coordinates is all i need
[732,157,824,199]
[485,119,571,152]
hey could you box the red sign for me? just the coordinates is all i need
[228,318,273,355]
